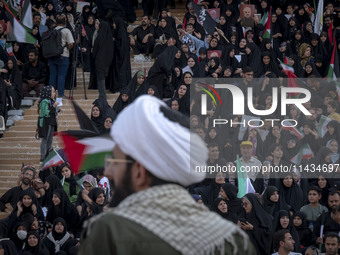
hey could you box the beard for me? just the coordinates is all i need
[22,177,30,185]
[110,168,135,207]
[142,21,146,26]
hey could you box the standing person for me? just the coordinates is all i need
[38,86,58,163]
[79,96,256,255]
[48,15,74,98]
[92,19,114,100]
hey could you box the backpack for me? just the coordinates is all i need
[41,28,66,59]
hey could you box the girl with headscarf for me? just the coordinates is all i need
[245,42,262,72]
[43,218,78,255]
[45,2,56,17]
[186,55,203,78]
[287,17,299,41]
[102,108,117,134]
[292,211,315,251]
[315,174,331,206]
[7,189,44,237]
[146,85,161,98]
[12,42,27,70]
[128,71,146,100]
[288,54,304,77]
[147,45,178,98]
[219,183,243,215]
[170,66,182,92]
[239,193,273,255]
[42,175,62,208]
[173,84,190,116]
[256,51,281,77]
[213,197,238,224]
[321,120,340,146]
[1,57,23,109]
[9,221,29,252]
[304,60,321,78]
[272,210,301,252]
[302,21,313,43]
[80,188,106,222]
[22,230,49,255]
[222,46,242,75]
[300,120,319,154]
[107,17,131,93]
[76,174,97,215]
[112,87,132,115]
[59,162,81,204]
[91,97,110,134]
[46,189,79,235]
[262,186,290,218]
[206,57,221,78]
[294,6,310,29]
[38,86,58,162]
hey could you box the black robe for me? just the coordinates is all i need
[112,87,132,115]
[147,45,178,98]
[107,17,131,93]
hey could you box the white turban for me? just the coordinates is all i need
[110,95,207,186]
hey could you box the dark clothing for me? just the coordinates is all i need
[130,24,155,55]
[22,61,48,84]
[0,185,25,212]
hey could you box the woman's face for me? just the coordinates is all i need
[83,182,93,192]
[219,187,227,199]
[219,16,226,25]
[265,95,272,105]
[137,75,144,85]
[283,175,293,188]
[147,88,155,95]
[44,181,50,190]
[95,20,100,30]
[171,100,179,111]
[184,73,192,85]
[320,35,327,43]
[211,59,216,67]
[325,153,331,163]
[270,191,279,202]
[121,94,129,102]
[229,49,235,58]
[265,42,271,49]
[295,33,301,40]
[88,16,94,25]
[32,27,39,35]
[54,222,64,234]
[298,8,305,15]
[13,43,19,52]
[329,141,338,153]
[263,55,270,65]
[218,200,228,213]
[7,60,14,70]
[224,68,232,77]
[305,64,312,74]
[304,47,311,57]
[210,38,218,48]
[175,67,181,77]
[181,44,189,53]
[92,106,100,118]
[52,194,61,206]
[47,3,53,10]
[241,198,252,213]
[271,146,283,159]
[28,234,38,247]
[175,50,181,59]
[289,19,296,26]
[280,216,290,229]
[67,14,72,24]
[96,193,105,205]
[104,118,113,129]
[188,58,195,67]
[61,166,72,178]
[239,39,246,48]
[272,125,280,136]
[178,85,187,97]
[318,176,327,188]
[328,126,335,135]
[209,128,217,139]
[160,19,167,28]
[226,9,232,17]
[22,195,32,207]
[288,57,295,66]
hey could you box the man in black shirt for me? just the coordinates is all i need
[129,15,155,58]
[22,49,48,97]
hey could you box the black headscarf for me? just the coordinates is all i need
[88,187,105,215]
[263,186,290,217]
[243,193,273,255]
[147,45,178,98]
[256,51,281,77]
[277,173,304,211]
[289,54,304,77]
[23,231,48,255]
[128,71,146,100]
[43,175,62,208]
[112,87,132,114]
[0,239,19,255]
[38,86,52,104]
[59,163,77,196]
[213,197,238,223]
[51,217,67,241]
[220,183,243,215]
[146,85,161,98]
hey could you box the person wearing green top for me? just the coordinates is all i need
[60,163,81,204]
[38,86,59,162]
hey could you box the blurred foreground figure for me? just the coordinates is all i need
[79,95,255,255]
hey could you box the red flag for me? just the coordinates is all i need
[328,20,333,43]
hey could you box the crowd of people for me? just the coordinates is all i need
[0,0,340,254]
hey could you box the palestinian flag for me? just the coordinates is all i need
[263,7,271,39]
[59,131,115,174]
[260,12,268,26]
[281,121,304,140]
[41,149,64,170]
[317,115,332,138]
[236,155,255,198]
[5,4,36,44]
[7,0,33,29]
[5,43,13,56]
[290,144,314,165]
[327,39,340,101]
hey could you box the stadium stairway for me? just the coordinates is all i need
[0,5,186,219]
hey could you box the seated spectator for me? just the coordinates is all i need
[219,183,243,215]
[59,163,81,204]
[9,221,30,252]
[41,175,62,208]
[43,217,78,255]
[22,49,47,97]
[0,238,19,255]
[97,168,110,199]
[213,197,238,224]
[22,230,50,255]
[292,211,315,251]
[76,174,97,215]
[129,15,155,58]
